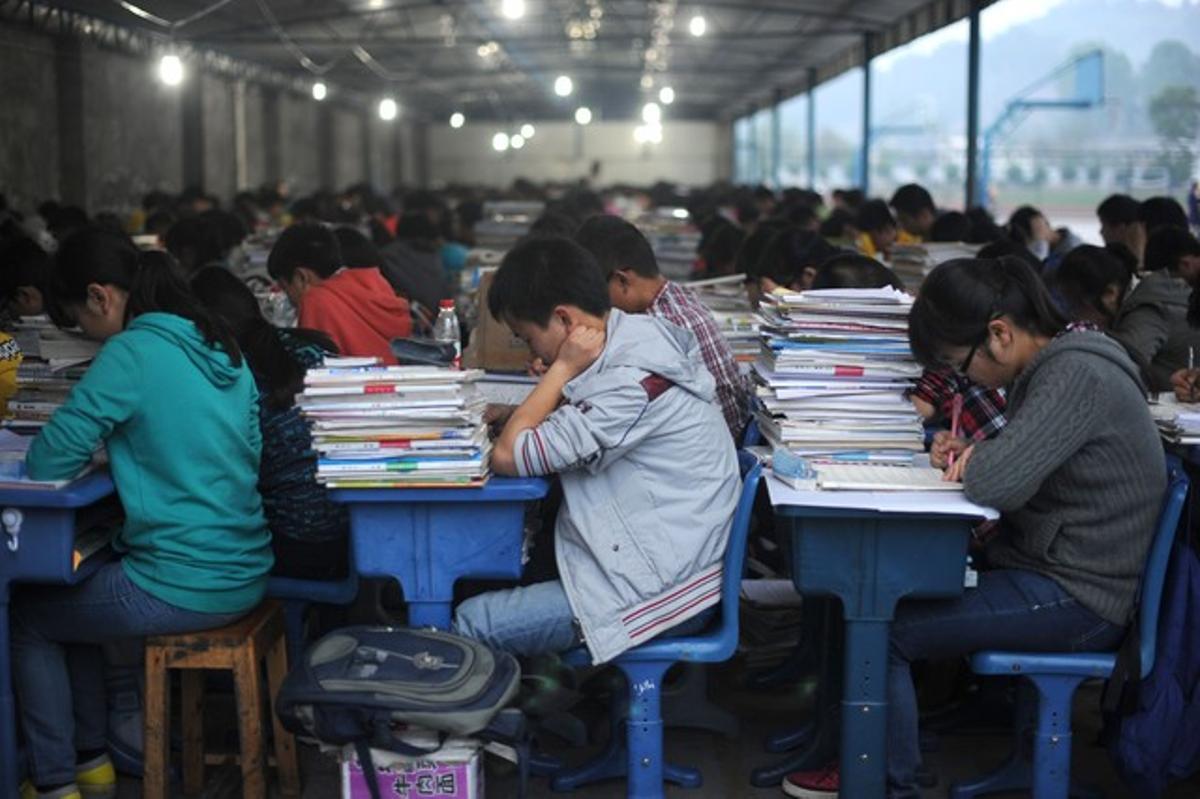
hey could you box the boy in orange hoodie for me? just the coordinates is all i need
[267,223,412,364]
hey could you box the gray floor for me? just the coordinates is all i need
[113,672,1198,798]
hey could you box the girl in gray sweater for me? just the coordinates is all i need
[885,256,1165,799]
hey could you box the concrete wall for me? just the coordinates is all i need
[202,74,237,202]
[0,26,60,210]
[243,83,268,191]
[278,92,321,198]
[427,120,724,188]
[332,108,366,189]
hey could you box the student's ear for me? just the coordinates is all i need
[988,317,1015,352]
[86,283,109,313]
[14,286,42,314]
[612,269,636,293]
[552,305,574,331]
[1100,284,1122,315]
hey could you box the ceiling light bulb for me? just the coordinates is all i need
[501,0,525,19]
[159,54,184,86]
[659,86,675,105]
[574,106,592,125]
[492,132,510,151]
[554,75,574,97]
[640,75,654,90]
[634,125,649,144]
[510,134,525,149]
[378,98,398,121]
[312,81,327,101]
[450,112,465,128]
[642,102,662,124]
[520,123,535,138]
[689,15,707,37]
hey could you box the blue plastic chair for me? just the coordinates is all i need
[741,416,762,449]
[550,450,763,799]
[266,547,360,665]
[951,456,1189,799]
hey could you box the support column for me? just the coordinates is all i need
[54,36,87,206]
[181,69,205,190]
[262,87,282,183]
[233,79,248,191]
[806,68,817,189]
[860,33,873,193]
[770,88,783,188]
[413,122,430,189]
[965,0,982,208]
[317,103,335,190]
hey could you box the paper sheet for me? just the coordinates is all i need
[766,468,999,520]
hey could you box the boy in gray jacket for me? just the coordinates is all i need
[453,237,741,664]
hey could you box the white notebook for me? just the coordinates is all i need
[815,464,962,492]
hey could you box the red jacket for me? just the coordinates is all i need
[297,268,412,364]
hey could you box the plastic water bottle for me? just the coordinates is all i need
[434,299,462,369]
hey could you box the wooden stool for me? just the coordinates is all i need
[143,600,301,799]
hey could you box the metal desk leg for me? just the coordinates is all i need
[839,618,889,797]
[406,601,453,630]
[1,585,19,798]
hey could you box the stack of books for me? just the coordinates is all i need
[753,287,925,463]
[688,274,760,364]
[1149,396,1200,445]
[6,318,98,429]
[637,209,700,281]
[889,242,982,290]
[474,201,544,249]
[298,360,491,488]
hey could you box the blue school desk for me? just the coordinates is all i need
[769,478,993,798]
[329,477,551,629]
[0,472,118,795]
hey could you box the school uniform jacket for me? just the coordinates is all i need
[513,310,741,664]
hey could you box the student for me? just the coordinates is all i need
[854,199,899,259]
[1048,244,1133,329]
[787,255,1164,799]
[929,211,972,243]
[452,237,740,663]
[699,221,746,279]
[0,236,51,318]
[1006,205,1082,270]
[738,219,788,305]
[1111,227,1200,392]
[575,215,750,438]
[809,251,903,291]
[889,183,937,241]
[13,229,272,799]
[1097,193,1146,268]
[191,267,350,580]
[1139,195,1189,239]
[268,223,412,364]
[378,215,452,315]
[756,227,841,293]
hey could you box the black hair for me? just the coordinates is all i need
[780,202,819,229]
[965,206,1004,244]
[50,227,241,365]
[1049,245,1132,324]
[165,215,228,273]
[855,199,897,234]
[47,206,89,237]
[1096,194,1140,228]
[528,211,579,239]
[334,227,385,269]
[191,267,334,411]
[753,186,776,203]
[1138,196,1188,235]
[1144,226,1200,275]
[735,197,760,226]
[1104,241,1138,276]
[889,184,935,216]
[839,189,866,210]
[976,237,1043,272]
[201,210,248,253]
[574,215,659,280]
[0,237,51,304]
[394,214,441,250]
[908,256,1065,371]
[487,236,610,325]
[930,211,972,243]
[267,223,342,281]
[812,252,905,291]
[701,223,746,277]
[404,190,445,217]
[1006,205,1044,245]
[757,228,840,287]
[818,208,854,239]
[144,210,177,238]
[736,219,788,283]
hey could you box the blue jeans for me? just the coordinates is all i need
[452,580,582,657]
[11,562,245,786]
[886,569,1126,799]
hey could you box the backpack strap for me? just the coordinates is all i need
[354,739,383,799]
[1102,615,1143,716]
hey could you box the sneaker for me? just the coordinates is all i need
[75,755,116,798]
[18,783,83,799]
[782,763,839,798]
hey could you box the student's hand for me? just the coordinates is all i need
[555,327,605,378]
[527,357,548,378]
[1170,368,1200,403]
[930,431,970,470]
[483,404,516,436]
[943,444,975,483]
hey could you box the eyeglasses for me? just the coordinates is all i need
[954,338,982,377]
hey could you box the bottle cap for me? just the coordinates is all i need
[439,299,455,309]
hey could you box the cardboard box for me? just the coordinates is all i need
[463,269,531,373]
[341,737,482,799]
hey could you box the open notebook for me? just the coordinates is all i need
[815,464,962,492]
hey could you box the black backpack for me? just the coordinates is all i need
[275,626,526,798]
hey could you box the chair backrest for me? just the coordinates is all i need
[1135,455,1189,677]
[712,450,764,652]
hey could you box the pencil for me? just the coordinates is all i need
[948,393,963,468]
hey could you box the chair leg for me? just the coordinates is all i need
[550,693,627,792]
[232,647,268,799]
[180,671,205,795]
[950,681,1037,799]
[624,661,688,799]
[662,664,739,739]
[281,600,308,668]
[266,633,302,797]
[142,648,170,799]
[1029,675,1085,799]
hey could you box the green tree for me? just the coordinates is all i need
[1149,85,1200,186]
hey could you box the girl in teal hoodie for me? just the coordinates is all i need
[13,229,272,799]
